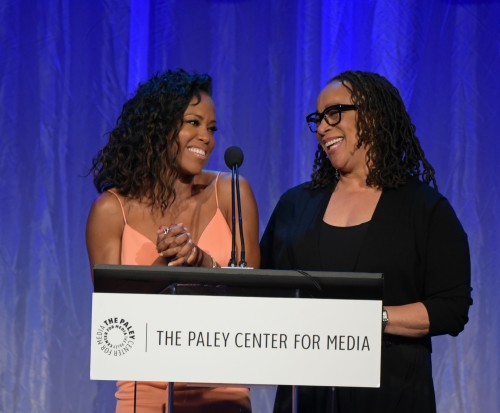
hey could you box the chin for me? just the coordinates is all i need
[178,166,204,178]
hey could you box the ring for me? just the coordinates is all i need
[163,228,170,235]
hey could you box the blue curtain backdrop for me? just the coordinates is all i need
[1,0,499,412]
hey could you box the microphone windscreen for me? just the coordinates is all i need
[224,146,244,168]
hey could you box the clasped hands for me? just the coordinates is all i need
[156,224,204,267]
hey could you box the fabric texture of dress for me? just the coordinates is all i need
[260,177,472,413]
[109,172,251,413]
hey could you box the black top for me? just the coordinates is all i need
[319,221,369,272]
[260,178,472,337]
[261,178,472,413]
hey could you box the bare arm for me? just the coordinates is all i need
[384,302,430,337]
[85,192,124,282]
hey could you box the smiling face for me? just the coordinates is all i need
[176,92,217,177]
[316,81,369,180]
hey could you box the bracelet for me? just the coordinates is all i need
[210,255,218,268]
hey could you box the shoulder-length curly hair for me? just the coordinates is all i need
[311,70,436,190]
[91,69,212,210]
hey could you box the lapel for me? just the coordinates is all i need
[355,186,403,272]
[289,184,333,270]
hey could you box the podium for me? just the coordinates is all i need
[91,264,383,412]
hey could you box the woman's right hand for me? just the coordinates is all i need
[156,224,204,267]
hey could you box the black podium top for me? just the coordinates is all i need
[93,264,383,300]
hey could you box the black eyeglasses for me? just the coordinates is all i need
[306,104,357,133]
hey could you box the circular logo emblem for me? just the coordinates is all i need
[95,317,136,356]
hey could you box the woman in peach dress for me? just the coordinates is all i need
[86,69,260,413]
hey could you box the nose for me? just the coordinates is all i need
[316,116,331,135]
[198,127,211,143]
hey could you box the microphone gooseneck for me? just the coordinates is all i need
[235,165,247,267]
[224,146,247,267]
[227,161,237,267]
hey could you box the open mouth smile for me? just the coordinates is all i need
[324,137,343,150]
[188,147,207,157]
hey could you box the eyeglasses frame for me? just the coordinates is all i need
[305,104,358,133]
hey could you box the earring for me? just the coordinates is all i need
[335,169,340,180]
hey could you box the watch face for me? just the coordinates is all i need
[382,309,388,331]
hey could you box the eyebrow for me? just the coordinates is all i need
[184,113,217,124]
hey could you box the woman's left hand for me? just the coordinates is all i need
[157,224,203,266]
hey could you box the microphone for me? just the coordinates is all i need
[224,146,247,267]
[224,145,244,168]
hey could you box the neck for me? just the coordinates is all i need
[337,170,369,189]
[173,171,206,201]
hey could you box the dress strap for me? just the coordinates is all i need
[107,190,127,225]
[215,172,221,208]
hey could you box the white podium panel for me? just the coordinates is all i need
[91,293,382,387]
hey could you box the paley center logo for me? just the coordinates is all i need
[96,317,136,356]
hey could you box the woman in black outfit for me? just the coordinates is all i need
[260,70,472,413]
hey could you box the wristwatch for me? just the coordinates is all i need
[382,307,389,332]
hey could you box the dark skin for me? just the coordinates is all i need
[86,93,260,280]
[86,172,260,277]
[316,81,429,337]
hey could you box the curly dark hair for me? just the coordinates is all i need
[90,69,212,210]
[311,70,436,190]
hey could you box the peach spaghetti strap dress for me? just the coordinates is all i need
[108,173,250,413]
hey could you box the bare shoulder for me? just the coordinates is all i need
[199,170,225,185]
[88,191,123,218]
[86,191,126,235]
[86,190,126,252]
[214,169,251,185]
[214,171,252,185]
[215,171,255,204]
[86,191,125,271]
[213,170,231,185]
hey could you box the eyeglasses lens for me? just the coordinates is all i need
[308,108,340,133]
[325,107,340,126]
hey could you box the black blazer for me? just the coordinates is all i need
[260,178,472,337]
